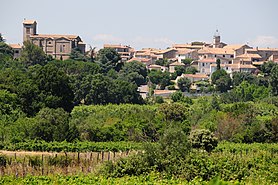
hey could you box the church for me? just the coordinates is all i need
[23,20,85,60]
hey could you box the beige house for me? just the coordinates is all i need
[23,20,85,60]
[9,44,22,59]
[169,61,185,73]
[103,44,134,61]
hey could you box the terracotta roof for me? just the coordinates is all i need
[223,44,249,50]
[30,34,79,39]
[104,44,131,49]
[198,47,234,55]
[155,48,177,54]
[9,44,21,49]
[182,73,209,79]
[173,44,204,49]
[148,64,165,68]
[154,90,176,95]
[169,61,185,66]
[236,53,262,59]
[23,20,36,24]
[211,63,256,69]
[127,57,151,63]
[198,58,216,63]
[177,49,194,55]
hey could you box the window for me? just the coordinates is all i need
[60,45,63,52]
[48,41,51,44]
[26,28,30,34]
[15,50,19,54]
[223,55,225,57]
[229,61,232,64]
[231,55,234,58]
[202,63,205,67]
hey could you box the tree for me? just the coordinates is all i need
[177,77,191,92]
[216,58,221,70]
[70,47,88,61]
[111,79,144,104]
[270,65,278,95]
[158,103,189,122]
[171,91,193,104]
[31,64,74,112]
[211,69,231,93]
[260,61,277,76]
[155,58,169,67]
[185,66,198,74]
[20,41,47,66]
[31,108,70,142]
[0,34,13,61]
[148,70,171,89]
[96,48,122,72]
[189,129,218,152]
[174,66,186,76]
[119,61,147,86]
[181,58,193,66]
[232,71,256,87]
[81,74,112,105]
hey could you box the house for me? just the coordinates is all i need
[23,20,85,60]
[138,85,149,99]
[245,47,278,61]
[176,73,209,83]
[103,44,134,61]
[223,44,252,56]
[134,48,160,63]
[198,47,235,60]
[198,58,216,74]
[210,63,257,75]
[176,49,198,62]
[147,64,168,72]
[9,44,22,59]
[169,61,185,73]
[155,48,177,59]
[233,53,262,64]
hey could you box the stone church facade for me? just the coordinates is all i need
[23,20,85,60]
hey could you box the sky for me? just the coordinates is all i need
[1,0,278,50]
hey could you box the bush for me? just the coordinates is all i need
[189,129,218,152]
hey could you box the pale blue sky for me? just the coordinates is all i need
[1,0,278,50]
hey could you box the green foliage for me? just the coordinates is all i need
[184,66,198,74]
[3,141,144,152]
[154,96,164,104]
[221,81,270,103]
[260,61,277,75]
[174,66,186,76]
[232,72,256,87]
[20,41,47,66]
[270,65,278,95]
[211,69,232,93]
[171,91,193,104]
[69,47,88,61]
[181,58,193,65]
[189,129,218,152]
[31,108,70,142]
[155,58,169,67]
[119,60,147,86]
[31,63,74,112]
[96,48,123,72]
[148,70,171,89]
[0,42,13,60]
[177,77,191,92]
[158,103,189,122]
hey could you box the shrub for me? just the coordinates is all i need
[189,129,218,152]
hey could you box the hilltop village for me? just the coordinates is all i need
[8,20,278,97]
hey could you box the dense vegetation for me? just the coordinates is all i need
[1,35,278,184]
